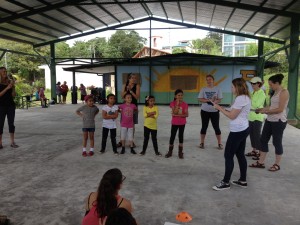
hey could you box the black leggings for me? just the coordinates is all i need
[223,128,249,183]
[0,105,15,135]
[200,110,221,135]
[101,127,117,152]
[143,126,158,152]
[169,125,185,145]
[260,120,287,155]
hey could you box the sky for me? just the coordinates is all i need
[66,20,208,47]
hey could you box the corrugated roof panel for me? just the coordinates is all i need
[103,4,133,21]
[0,22,54,40]
[163,2,181,20]
[180,1,196,23]
[121,3,148,18]
[16,0,44,8]
[146,2,167,18]
[211,5,233,28]
[0,29,36,43]
[80,4,118,24]
[286,0,300,13]
[28,14,81,34]
[0,1,27,13]
[264,0,290,10]
[273,25,290,39]
[240,0,265,6]
[226,9,254,31]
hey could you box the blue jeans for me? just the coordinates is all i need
[223,128,249,183]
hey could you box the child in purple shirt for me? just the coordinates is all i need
[118,93,137,154]
[165,89,189,159]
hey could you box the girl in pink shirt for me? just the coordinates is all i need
[165,89,189,159]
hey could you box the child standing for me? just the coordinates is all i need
[76,95,99,157]
[100,94,119,155]
[118,93,137,154]
[165,89,189,159]
[140,96,162,156]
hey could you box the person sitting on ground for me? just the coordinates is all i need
[106,208,137,225]
[82,168,133,225]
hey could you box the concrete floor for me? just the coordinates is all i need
[0,104,300,225]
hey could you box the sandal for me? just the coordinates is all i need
[218,144,223,150]
[199,143,204,149]
[268,164,280,172]
[10,143,19,148]
[245,151,258,157]
[249,161,265,168]
[0,144,3,149]
[252,156,260,161]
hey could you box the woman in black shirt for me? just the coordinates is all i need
[0,67,18,149]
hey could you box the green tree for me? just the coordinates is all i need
[206,31,222,51]
[70,40,90,58]
[107,30,146,58]
[55,42,71,58]
[87,37,108,58]
[172,48,188,54]
[192,37,221,55]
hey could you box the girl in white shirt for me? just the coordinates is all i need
[212,78,251,191]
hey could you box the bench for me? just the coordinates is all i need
[21,95,49,109]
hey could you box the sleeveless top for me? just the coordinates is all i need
[82,195,123,225]
[267,89,289,122]
[124,83,138,106]
[0,84,15,107]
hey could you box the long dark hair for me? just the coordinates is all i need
[125,73,133,87]
[174,89,183,100]
[96,168,123,219]
[106,208,137,225]
[145,95,155,106]
[269,73,284,84]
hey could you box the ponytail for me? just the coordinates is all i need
[96,168,123,219]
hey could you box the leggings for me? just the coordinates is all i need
[169,125,185,145]
[200,110,221,135]
[0,105,16,134]
[260,120,287,155]
[143,126,158,152]
[223,128,249,183]
[101,127,117,152]
[249,120,262,150]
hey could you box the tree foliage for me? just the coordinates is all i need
[172,48,188,54]
[191,32,222,55]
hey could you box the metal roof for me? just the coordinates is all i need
[0,0,299,46]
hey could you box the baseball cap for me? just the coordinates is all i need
[250,77,262,83]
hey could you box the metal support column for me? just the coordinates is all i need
[50,43,56,102]
[149,18,152,96]
[287,17,299,119]
[257,40,265,78]
[72,71,77,104]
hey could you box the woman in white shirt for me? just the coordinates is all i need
[212,78,251,191]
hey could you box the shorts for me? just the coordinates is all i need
[133,110,138,124]
[120,127,134,141]
[82,128,95,132]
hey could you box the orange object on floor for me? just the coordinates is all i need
[176,211,192,223]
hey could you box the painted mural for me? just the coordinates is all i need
[117,65,256,105]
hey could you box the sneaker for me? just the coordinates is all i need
[212,181,230,191]
[82,151,87,157]
[231,180,247,188]
[139,151,146,156]
[113,150,119,155]
[120,148,125,154]
[100,149,105,154]
[131,149,137,154]
[89,151,94,156]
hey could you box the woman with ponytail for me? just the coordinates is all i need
[82,168,133,225]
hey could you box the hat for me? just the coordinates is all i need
[250,77,262,83]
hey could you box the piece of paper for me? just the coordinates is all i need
[164,222,180,225]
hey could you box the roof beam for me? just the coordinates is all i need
[160,2,168,19]
[254,0,297,35]
[224,0,241,29]
[0,34,33,45]
[35,0,95,30]
[0,47,46,58]
[151,17,285,44]
[113,0,134,20]
[0,26,46,41]
[239,0,268,32]
[269,23,290,38]
[75,5,108,26]
[33,17,150,47]
[177,2,184,22]
[140,2,153,17]
[91,0,120,23]
[75,0,300,17]
[0,0,87,24]
[209,4,216,27]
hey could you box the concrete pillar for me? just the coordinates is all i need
[287,17,299,119]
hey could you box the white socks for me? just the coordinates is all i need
[82,148,86,152]
[90,148,94,152]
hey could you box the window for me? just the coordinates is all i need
[170,76,197,90]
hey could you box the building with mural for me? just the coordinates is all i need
[64,53,278,105]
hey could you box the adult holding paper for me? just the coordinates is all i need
[198,74,223,149]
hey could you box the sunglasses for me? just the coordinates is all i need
[251,82,258,85]
[122,175,126,182]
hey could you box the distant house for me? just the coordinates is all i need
[162,40,193,53]
[133,46,170,58]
